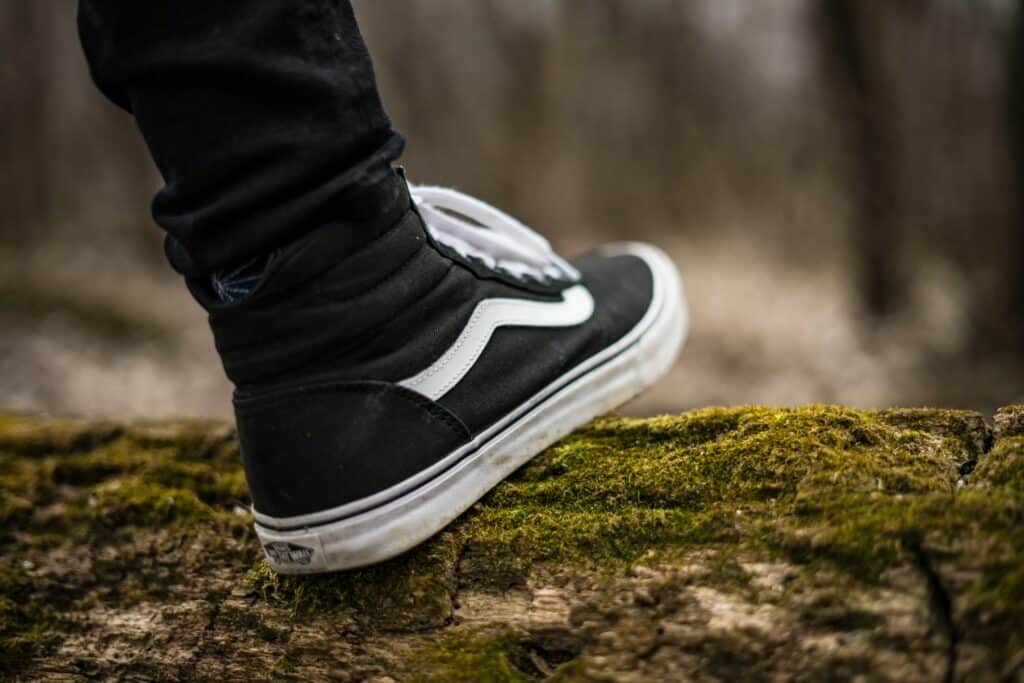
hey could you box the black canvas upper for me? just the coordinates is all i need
[193,185,571,390]
[211,185,656,519]
[437,251,653,433]
[235,380,470,518]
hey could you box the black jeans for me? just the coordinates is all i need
[78,0,405,277]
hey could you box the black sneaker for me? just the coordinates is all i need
[192,181,688,574]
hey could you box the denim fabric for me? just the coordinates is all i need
[78,0,405,277]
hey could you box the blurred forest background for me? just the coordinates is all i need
[1,0,1022,418]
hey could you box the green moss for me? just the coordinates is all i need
[966,545,1024,641]
[449,406,972,583]
[50,439,156,486]
[407,629,534,682]
[0,428,249,550]
[0,441,58,536]
[248,531,460,631]
[994,405,1024,439]
[49,436,248,510]
[974,436,1024,491]
[0,597,42,675]
[957,424,1024,643]
[0,490,33,530]
[458,507,736,588]
[142,460,249,507]
[0,406,1002,580]
[88,476,210,526]
[0,413,120,456]
[502,406,961,512]
[249,405,1001,607]
[0,568,44,675]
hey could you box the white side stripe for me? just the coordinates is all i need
[399,285,595,400]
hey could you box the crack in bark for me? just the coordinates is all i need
[905,540,959,683]
[956,414,995,487]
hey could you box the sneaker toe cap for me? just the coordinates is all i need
[573,242,683,345]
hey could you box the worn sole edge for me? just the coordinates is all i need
[254,242,688,574]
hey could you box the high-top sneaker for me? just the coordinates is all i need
[192,181,688,574]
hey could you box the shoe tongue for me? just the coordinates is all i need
[409,184,580,284]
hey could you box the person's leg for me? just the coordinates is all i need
[78,1,688,575]
[77,0,404,278]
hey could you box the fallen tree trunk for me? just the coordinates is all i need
[1,405,1022,681]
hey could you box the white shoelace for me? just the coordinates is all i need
[409,184,580,283]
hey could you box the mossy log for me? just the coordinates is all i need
[1,405,1023,681]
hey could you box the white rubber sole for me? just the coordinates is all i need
[255,242,688,574]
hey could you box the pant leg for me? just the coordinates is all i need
[78,0,405,277]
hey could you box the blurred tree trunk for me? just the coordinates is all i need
[481,0,552,225]
[1008,2,1024,344]
[560,0,638,237]
[816,1,905,319]
[0,3,57,245]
